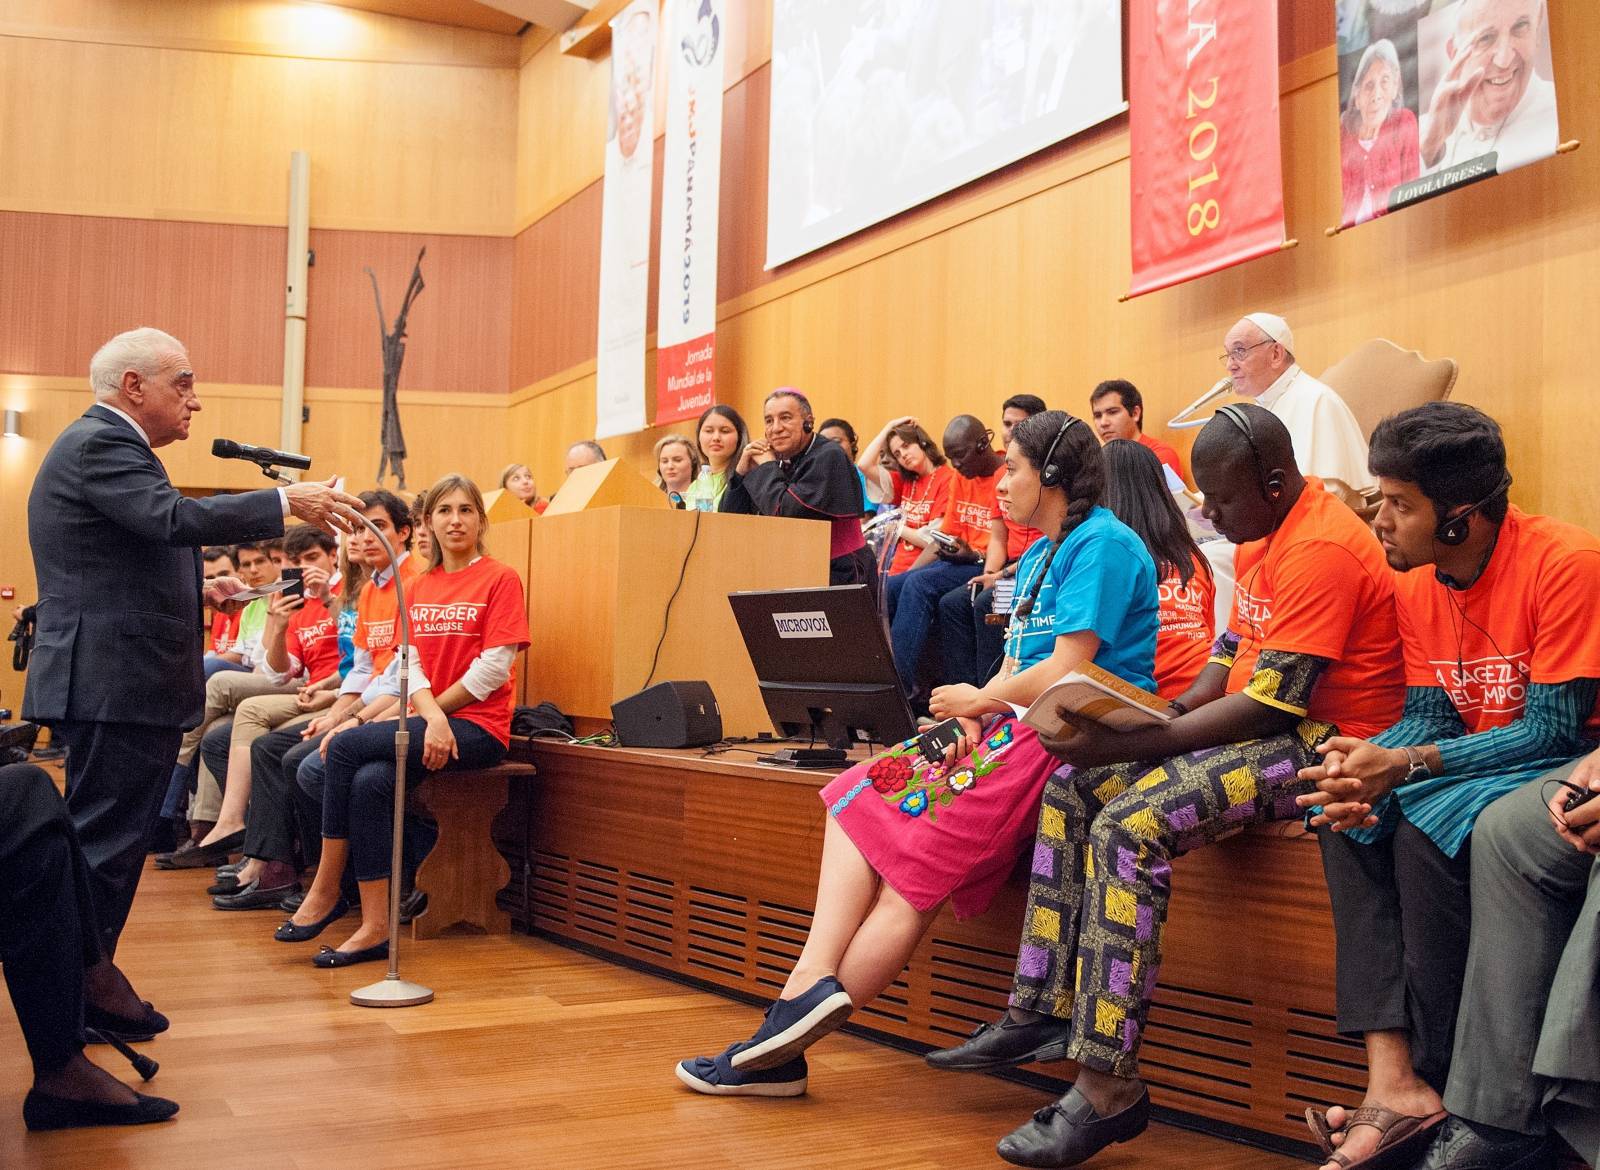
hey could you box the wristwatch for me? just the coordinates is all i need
[1399,746,1431,785]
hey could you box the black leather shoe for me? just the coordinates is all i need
[1415,1117,1556,1170]
[399,888,429,925]
[925,1013,1072,1070]
[213,881,300,911]
[312,941,389,968]
[84,1001,170,1043]
[280,889,306,913]
[996,1086,1150,1168]
[273,897,349,942]
[153,840,201,870]
[207,875,242,896]
[23,1088,179,1131]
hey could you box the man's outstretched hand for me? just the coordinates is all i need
[284,478,366,535]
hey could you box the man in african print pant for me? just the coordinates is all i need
[925,406,1407,1168]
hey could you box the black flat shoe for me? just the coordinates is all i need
[84,1001,170,1042]
[273,897,349,942]
[185,830,246,868]
[206,875,242,896]
[925,1012,1073,1071]
[213,881,300,911]
[312,941,389,968]
[399,889,429,925]
[997,1086,1150,1168]
[23,1088,179,1131]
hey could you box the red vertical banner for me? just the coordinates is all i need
[1127,0,1285,299]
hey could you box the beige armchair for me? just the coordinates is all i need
[1319,339,1459,520]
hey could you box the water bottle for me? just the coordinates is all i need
[694,464,715,512]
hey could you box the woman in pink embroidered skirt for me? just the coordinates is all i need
[676,412,1161,1097]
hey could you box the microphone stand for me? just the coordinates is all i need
[261,460,432,1008]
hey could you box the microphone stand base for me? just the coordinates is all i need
[350,977,434,1009]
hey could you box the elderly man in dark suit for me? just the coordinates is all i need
[22,326,362,1038]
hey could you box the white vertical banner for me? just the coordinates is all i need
[594,0,658,440]
[654,0,724,427]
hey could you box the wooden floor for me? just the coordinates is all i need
[1,864,1308,1169]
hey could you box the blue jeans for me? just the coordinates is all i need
[318,717,505,881]
[203,656,250,681]
[889,560,982,691]
[939,581,1006,688]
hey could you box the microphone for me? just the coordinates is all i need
[212,438,312,471]
[1168,377,1234,430]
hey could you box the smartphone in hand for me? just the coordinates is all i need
[281,567,305,600]
[917,717,965,765]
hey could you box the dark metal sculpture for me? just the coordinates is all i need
[367,248,426,489]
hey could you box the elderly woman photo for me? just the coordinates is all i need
[1340,38,1420,227]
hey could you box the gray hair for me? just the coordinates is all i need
[567,439,607,461]
[1343,39,1403,134]
[89,327,185,401]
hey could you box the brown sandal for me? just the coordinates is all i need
[1322,1107,1448,1170]
[1303,1107,1339,1156]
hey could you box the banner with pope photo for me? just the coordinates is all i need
[594,0,658,440]
[1334,0,1561,230]
[1127,0,1286,298]
[654,0,726,427]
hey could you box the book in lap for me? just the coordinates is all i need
[1016,660,1173,738]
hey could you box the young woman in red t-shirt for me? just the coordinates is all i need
[857,416,954,575]
[292,474,531,967]
[1103,439,1216,697]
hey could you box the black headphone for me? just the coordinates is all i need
[1038,415,1088,488]
[1434,471,1512,547]
[801,417,813,434]
[1216,403,1283,502]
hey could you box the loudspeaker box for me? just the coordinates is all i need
[611,681,722,748]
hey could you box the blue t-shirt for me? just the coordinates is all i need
[1003,506,1158,690]
[336,606,358,678]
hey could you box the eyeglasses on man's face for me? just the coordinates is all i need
[1219,339,1275,366]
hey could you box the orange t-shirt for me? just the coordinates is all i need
[1394,507,1600,737]
[408,557,531,745]
[1002,511,1045,561]
[1226,478,1404,738]
[888,465,955,573]
[1138,431,1186,483]
[354,554,426,673]
[942,462,1005,554]
[209,609,242,655]
[1154,556,1216,698]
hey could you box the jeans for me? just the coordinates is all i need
[319,717,505,881]
[888,560,982,691]
[938,581,1006,687]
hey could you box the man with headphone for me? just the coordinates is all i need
[1297,402,1600,1170]
[933,404,1407,1170]
[720,387,877,590]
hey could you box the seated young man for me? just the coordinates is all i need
[206,524,343,907]
[925,404,1405,1170]
[1296,403,1600,1170]
[201,545,244,679]
[940,394,1048,687]
[886,414,1005,695]
[1394,750,1600,1170]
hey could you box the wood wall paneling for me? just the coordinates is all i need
[509,184,603,393]
[0,211,513,395]
[0,0,521,66]
[0,24,517,234]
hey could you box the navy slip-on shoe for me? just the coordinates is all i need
[675,1045,808,1098]
[311,941,389,969]
[729,976,852,1072]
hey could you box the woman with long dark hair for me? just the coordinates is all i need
[1102,439,1216,697]
[857,415,954,575]
[674,411,1160,1097]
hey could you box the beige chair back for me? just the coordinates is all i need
[1318,338,1459,440]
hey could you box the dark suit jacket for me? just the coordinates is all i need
[22,405,285,731]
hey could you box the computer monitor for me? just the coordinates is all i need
[728,584,917,751]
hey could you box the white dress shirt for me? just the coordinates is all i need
[1425,73,1558,176]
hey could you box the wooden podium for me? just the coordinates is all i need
[513,507,829,737]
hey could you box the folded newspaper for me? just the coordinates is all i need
[1014,660,1173,738]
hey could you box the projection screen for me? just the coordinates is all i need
[766,0,1125,269]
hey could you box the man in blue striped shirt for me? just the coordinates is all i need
[1295,403,1600,1170]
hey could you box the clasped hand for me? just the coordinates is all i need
[1294,737,1410,832]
